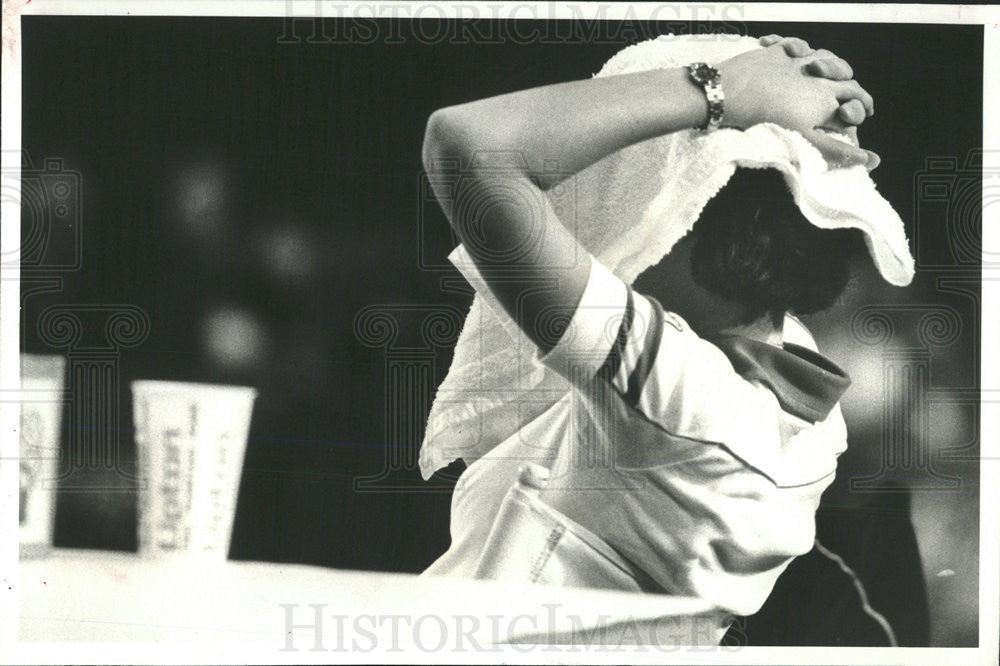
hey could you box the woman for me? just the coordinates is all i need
[418,33,914,631]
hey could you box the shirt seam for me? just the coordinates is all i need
[598,385,839,488]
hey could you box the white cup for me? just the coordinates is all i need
[131,381,257,559]
[19,354,67,559]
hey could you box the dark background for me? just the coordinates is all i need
[19,17,982,645]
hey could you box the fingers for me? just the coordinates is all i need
[840,125,860,147]
[802,48,874,119]
[837,99,868,125]
[777,37,814,57]
[805,57,854,81]
[757,33,877,154]
[865,150,881,171]
[760,34,815,57]
[764,37,862,91]
[832,79,875,117]
[804,128,871,169]
[804,54,872,121]
[814,124,858,148]
[818,112,853,134]
[805,129,882,171]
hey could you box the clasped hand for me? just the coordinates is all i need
[719,35,879,170]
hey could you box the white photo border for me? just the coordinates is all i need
[1,2,997,664]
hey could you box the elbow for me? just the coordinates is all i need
[423,103,502,173]
[422,106,470,172]
[421,106,480,231]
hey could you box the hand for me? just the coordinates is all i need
[756,35,879,169]
[716,37,878,169]
[759,35,872,125]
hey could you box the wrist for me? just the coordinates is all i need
[640,67,724,140]
[686,63,724,130]
[713,60,751,129]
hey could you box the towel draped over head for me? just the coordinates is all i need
[418,34,915,480]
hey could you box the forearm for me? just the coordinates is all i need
[422,67,707,191]
[421,67,719,349]
[420,41,875,351]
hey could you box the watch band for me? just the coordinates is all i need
[687,62,724,131]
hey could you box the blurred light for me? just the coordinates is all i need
[832,341,886,428]
[255,222,322,286]
[172,159,232,238]
[926,400,974,455]
[181,174,222,219]
[201,306,267,369]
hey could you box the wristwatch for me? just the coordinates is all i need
[686,62,724,131]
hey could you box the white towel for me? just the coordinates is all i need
[419,34,914,480]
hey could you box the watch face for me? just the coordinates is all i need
[693,63,718,82]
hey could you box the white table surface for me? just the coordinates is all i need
[12,548,726,658]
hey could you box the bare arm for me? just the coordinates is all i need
[422,41,875,354]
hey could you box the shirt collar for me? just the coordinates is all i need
[708,334,851,423]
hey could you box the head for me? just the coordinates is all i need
[634,168,865,336]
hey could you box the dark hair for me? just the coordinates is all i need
[690,168,863,326]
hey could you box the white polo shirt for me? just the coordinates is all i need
[425,246,851,616]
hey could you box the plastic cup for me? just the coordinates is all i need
[19,354,67,559]
[131,381,257,559]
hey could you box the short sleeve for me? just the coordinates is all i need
[534,253,715,420]
[448,243,767,449]
[448,243,634,378]
[536,256,631,381]
[532,254,775,455]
